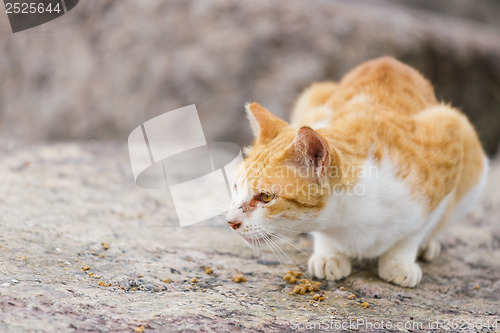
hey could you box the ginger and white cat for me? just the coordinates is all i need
[226,57,488,288]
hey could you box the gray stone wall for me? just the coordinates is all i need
[0,0,499,154]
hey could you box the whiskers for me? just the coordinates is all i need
[245,228,310,279]
[266,230,309,259]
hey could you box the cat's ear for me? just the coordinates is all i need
[284,126,331,179]
[246,102,289,145]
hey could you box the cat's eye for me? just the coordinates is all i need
[260,193,275,203]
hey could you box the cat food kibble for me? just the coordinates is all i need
[232,274,247,283]
[98,281,111,287]
[283,270,302,284]
[291,278,321,295]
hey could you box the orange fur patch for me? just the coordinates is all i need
[242,56,486,225]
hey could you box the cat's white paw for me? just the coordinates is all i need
[420,239,441,262]
[308,253,351,280]
[378,260,422,288]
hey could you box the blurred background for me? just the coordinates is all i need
[1,3,499,330]
[0,0,499,155]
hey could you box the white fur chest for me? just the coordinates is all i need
[314,157,427,258]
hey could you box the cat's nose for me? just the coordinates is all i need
[228,220,242,230]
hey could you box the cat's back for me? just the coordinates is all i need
[328,57,437,116]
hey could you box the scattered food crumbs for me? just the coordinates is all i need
[81,265,90,271]
[88,272,93,276]
[101,242,110,250]
[362,301,370,308]
[162,278,172,283]
[190,278,198,283]
[347,294,356,300]
[271,308,275,312]
[232,274,247,283]
[292,286,305,295]
[312,293,326,301]
[474,284,480,290]
[291,279,321,295]
[204,266,213,274]
[98,281,111,287]
[289,271,303,278]
[133,325,145,332]
[138,275,144,278]
[339,286,346,291]
[284,271,302,284]
[187,257,192,262]
[99,254,106,258]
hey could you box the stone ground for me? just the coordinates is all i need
[0,142,499,332]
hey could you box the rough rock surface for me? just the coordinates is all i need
[0,142,499,332]
[0,0,499,154]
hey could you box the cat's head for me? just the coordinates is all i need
[226,103,342,244]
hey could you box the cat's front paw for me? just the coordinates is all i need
[378,259,422,288]
[308,253,351,281]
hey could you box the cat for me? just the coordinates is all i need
[226,56,488,288]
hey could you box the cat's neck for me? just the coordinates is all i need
[320,129,371,189]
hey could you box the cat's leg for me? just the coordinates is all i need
[308,232,351,280]
[378,230,426,288]
[419,237,441,262]
[418,215,448,263]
